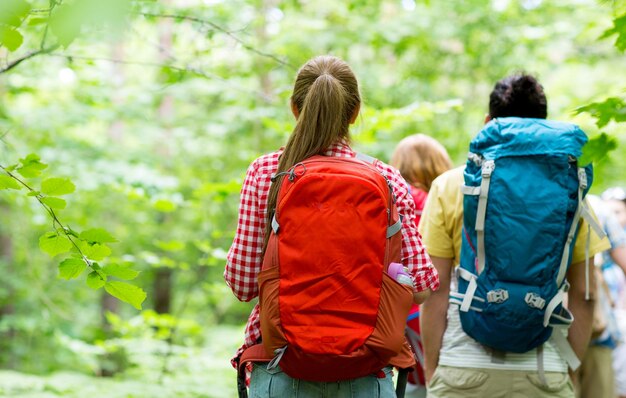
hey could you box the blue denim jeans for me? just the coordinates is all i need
[249,363,396,398]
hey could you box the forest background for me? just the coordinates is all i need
[0,0,625,397]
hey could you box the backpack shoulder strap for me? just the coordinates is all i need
[355,152,377,164]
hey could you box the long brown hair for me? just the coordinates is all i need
[263,56,361,250]
[390,134,452,192]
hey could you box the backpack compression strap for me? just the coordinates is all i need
[474,160,495,275]
[455,158,495,312]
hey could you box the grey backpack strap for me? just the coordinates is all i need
[475,160,495,275]
[355,152,377,164]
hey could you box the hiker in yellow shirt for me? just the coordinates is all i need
[419,74,611,398]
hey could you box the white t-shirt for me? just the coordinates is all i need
[438,273,567,372]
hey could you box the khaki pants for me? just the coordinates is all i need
[427,365,574,398]
[576,345,615,398]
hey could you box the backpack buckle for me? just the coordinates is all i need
[482,160,495,177]
[577,168,588,190]
[525,292,546,309]
[486,289,509,304]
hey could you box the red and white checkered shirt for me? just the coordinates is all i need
[225,141,439,367]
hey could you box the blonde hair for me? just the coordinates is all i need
[390,134,452,192]
[263,55,361,250]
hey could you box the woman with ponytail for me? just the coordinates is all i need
[225,55,439,397]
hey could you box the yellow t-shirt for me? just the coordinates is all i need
[418,166,611,371]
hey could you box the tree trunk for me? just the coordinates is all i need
[153,11,174,315]
[154,269,173,314]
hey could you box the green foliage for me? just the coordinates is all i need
[39,232,72,257]
[0,0,32,27]
[0,0,625,389]
[575,97,626,128]
[601,12,626,51]
[58,258,86,280]
[0,26,24,52]
[0,174,21,190]
[579,132,619,166]
[102,264,139,280]
[104,281,146,310]
[17,154,48,178]
[41,177,76,196]
[40,196,67,209]
[80,228,119,244]
[1,155,146,312]
[86,270,106,289]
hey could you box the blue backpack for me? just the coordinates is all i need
[455,117,605,370]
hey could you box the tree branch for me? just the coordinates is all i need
[0,164,94,272]
[139,12,295,69]
[0,45,59,74]
[48,53,274,102]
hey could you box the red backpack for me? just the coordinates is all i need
[243,154,415,382]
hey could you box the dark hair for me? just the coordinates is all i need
[488,74,547,119]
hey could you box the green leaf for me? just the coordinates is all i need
[601,13,626,52]
[40,197,67,210]
[102,264,139,280]
[0,175,21,190]
[79,228,118,244]
[0,26,23,52]
[579,133,619,166]
[155,240,185,252]
[58,258,86,280]
[154,199,176,212]
[87,271,106,289]
[78,241,111,261]
[0,0,32,27]
[28,17,48,26]
[575,97,626,128]
[104,281,147,310]
[39,232,72,257]
[17,154,48,178]
[41,177,76,196]
[27,191,40,196]
[50,2,83,48]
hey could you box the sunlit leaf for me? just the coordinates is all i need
[39,232,72,257]
[104,281,147,310]
[41,197,67,210]
[0,0,32,27]
[155,240,185,252]
[41,177,76,196]
[154,199,176,212]
[17,154,48,178]
[0,26,23,52]
[27,17,48,26]
[601,12,626,52]
[0,175,21,190]
[102,263,139,280]
[50,2,83,48]
[86,271,106,289]
[78,241,111,261]
[58,258,86,280]
[579,133,619,166]
[79,228,118,244]
[575,97,626,128]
